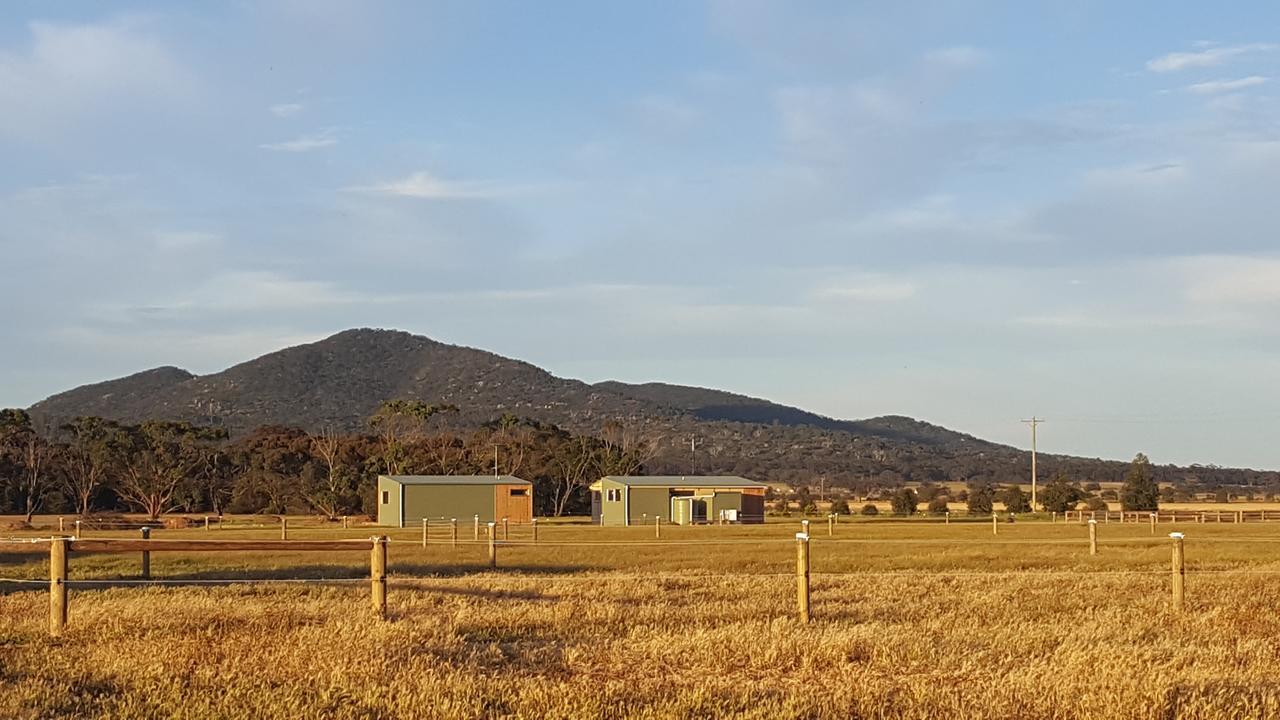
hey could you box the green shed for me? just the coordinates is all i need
[589,476,768,526]
[377,475,533,527]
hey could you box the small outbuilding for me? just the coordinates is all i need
[377,475,533,527]
[589,475,768,526]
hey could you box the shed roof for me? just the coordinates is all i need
[593,475,766,489]
[381,475,531,486]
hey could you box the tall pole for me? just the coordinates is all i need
[689,436,697,475]
[493,445,499,478]
[1022,417,1043,512]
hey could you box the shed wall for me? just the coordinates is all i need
[378,476,403,527]
[627,487,672,524]
[599,479,628,526]
[402,485,496,525]
[494,484,533,523]
[709,491,743,521]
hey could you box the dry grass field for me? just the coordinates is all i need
[4,516,1280,719]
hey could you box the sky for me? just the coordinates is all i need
[2,1,1280,469]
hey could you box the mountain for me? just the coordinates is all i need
[25,328,1276,488]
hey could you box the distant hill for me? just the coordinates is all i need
[26,328,1277,488]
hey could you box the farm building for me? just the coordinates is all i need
[590,476,768,526]
[377,475,533,527]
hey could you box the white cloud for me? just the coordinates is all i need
[1179,256,1280,305]
[0,18,193,139]
[1185,76,1268,94]
[626,95,704,136]
[269,102,304,117]
[815,277,918,302]
[1146,43,1277,73]
[259,129,337,151]
[153,231,221,251]
[346,171,495,199]
[924,45,988,70]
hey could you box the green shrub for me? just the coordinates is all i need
[860,503,879,516]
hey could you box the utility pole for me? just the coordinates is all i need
[689,436,697,475]
[493,445,499,478]
[1022,417,1044,512]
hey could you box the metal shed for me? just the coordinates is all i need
[377,475,533,527]
[589,475,768,526]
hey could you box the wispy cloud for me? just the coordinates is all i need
[1146,43,1277,73]
[345,171,496,199]
[923,45,988,70]
[259,129,337,152]
[1184,76,1268,94]
[0,18,193,139]
[1180,256,1280,305]
[816,279,918,302]
[268,102,304,117]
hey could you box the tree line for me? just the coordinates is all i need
[0,402,658,522]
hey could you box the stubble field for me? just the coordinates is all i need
[3,516,1280,719]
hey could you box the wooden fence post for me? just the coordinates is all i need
[204,516,210,531]
[422,518,428,548]
[281,517,288,540]
[828,514,834,536]
[532,518,538,543]
[801,519,809,537]
[59,517,65,532]
[342,516,348,529]
[992,512,998,536]
[473,515,479,542]
[1088,519,1097,556]
[74,520,81,537]
[487,522,497,569]
[1149,513,1156,535]
[371,536,387,620]
[50,537,68,636]
[796,531,811,623]
[945,511,950,525]
[1170,532,1185,612]
[140,527,151,579]
[502,517,509,541]
[655,515,660,539]
[451,518,458,547]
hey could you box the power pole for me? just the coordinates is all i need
[690,436,697,475]
[493,444,499,478]
[1021,417,1044,511]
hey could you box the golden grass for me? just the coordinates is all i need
[3,517,1280,718]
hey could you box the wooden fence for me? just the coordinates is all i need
[1062,510,1275,524]
[45,537,387,636]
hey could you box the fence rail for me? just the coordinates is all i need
[44,536,389,637]
[9,514,1280,638]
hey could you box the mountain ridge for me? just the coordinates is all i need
[25,328,1276,486]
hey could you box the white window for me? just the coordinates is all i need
[606,488,622,502]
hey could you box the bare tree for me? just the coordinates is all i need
[598,420,662,477]
[60,417,120,516]
[17,432,53,522]
[304,427,351,518]
[369,401,459,475]
[551,436,599,517]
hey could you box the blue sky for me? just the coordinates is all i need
[3,1,1280,469]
